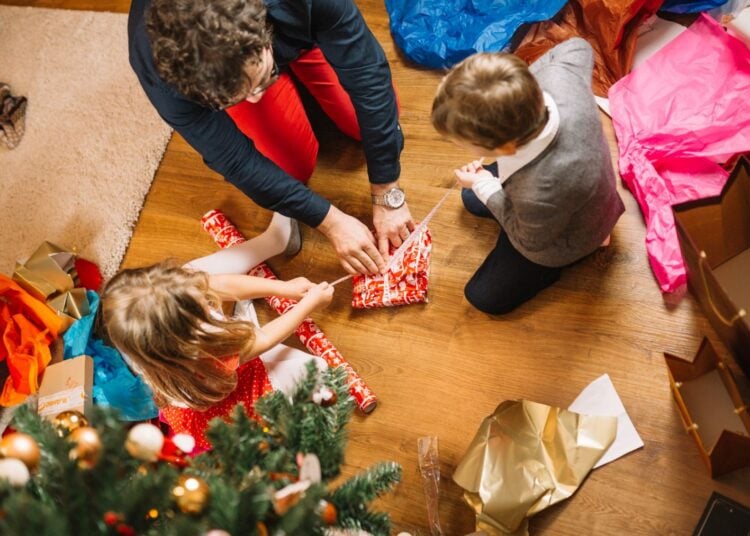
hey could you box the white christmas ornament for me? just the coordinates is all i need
[0,458,31,486]
[172,433,196,454]
[298,453,322,483]
[125,423,164,461]
[312,386,334,405]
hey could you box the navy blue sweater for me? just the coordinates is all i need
[128,0,402,227]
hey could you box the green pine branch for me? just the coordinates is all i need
[1,363,401,535]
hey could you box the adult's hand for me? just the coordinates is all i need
[372,203,416,259]
[318,206,386,275]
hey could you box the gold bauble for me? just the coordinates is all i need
[68,427,102,469]
[171,474,210,515]
[52,410,89,437]
[0,433,40,472]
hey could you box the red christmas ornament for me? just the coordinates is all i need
[116,523,136,536]
[103,511,122,527]
[157,437,188,468]
[320,500,337,525]
[74,257,103,291]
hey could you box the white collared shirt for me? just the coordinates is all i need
[472,92,560,205]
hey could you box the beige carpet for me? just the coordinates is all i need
[0,6,172,278]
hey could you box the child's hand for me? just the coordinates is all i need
[454,159,496,189]
[301,282,334,309]
[284,277,316,300]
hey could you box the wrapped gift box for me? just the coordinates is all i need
[673,158,750,377]
[664,339,750,477]
[352,227,431,309]
[12,241,91,332]
[37,355,94,419]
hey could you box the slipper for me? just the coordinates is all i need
[0,94,27,150]
[283,218,303,257]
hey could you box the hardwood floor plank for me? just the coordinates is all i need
[8,0,750,532]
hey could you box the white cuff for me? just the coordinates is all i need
[472,177,502,205]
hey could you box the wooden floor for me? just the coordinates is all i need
[11,0,750,533]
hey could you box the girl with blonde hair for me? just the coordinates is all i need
[100,214,333,449]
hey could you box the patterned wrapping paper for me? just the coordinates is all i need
[352,227,431,308]
[201,210,377,413]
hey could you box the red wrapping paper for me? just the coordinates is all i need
[352,228,431,308]
[201,210,377,413]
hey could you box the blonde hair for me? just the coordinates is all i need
[100,262,256,410]
[431,53,546,150]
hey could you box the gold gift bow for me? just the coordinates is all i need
[13,241,90,331]
[453,400,618,535]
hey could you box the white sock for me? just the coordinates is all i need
[260,344,328,396]
[185,213,291,275]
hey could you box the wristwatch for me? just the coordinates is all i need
[371,187,406,209]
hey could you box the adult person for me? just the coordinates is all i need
[128,0,415,274]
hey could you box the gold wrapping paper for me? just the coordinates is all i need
[453,400,617,535]
[12,241,89,331]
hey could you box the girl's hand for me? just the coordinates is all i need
[454,159,495,189]
[283,277,316,300]
[301,282,334,309]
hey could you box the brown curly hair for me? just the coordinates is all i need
[146,0,272,109]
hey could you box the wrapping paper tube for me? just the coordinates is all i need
[201,210,377,413]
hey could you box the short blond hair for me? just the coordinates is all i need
[100,262,256,410]
[432,53,546,150]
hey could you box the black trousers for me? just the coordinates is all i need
[462,187,562,315]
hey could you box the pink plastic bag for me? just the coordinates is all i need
[609,14,750,293]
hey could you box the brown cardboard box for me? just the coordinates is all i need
[664,339,750,478]
[37,355,94,419]
[673,157,750,377]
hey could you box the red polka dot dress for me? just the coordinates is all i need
[160,355,272,451]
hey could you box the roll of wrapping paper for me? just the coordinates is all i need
[201,210,378,413]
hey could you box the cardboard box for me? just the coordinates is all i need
[664,339,750,478]
[673,157,750,377]
[37,355,94,419]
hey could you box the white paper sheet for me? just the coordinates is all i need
[594,96,611,117]
[569,374,644,468]
[633,17,687,69]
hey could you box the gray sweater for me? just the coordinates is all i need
[485,38,625,267]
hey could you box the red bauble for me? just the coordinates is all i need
[157,437,188,468]
[116,523,136,536]
[74,258,103,291]
[320,500,337,524]
[103,511,122,527]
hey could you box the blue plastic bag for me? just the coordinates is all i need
[385,0,568,69]
[63,291,158,421]
[660,0,729,13]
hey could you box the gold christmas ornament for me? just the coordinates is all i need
[0,432,40,471]
[125,423,164,462]
[68,427,102,469]
[171,474,210,515]
[52,410,89,437]
[0,458,31,486]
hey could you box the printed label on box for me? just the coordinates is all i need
[38,386,88,417]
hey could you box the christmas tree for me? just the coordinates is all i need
[0,363,401,535]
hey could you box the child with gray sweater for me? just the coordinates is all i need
[432,38,624,314]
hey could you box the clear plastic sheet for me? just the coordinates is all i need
[418,436,443,535]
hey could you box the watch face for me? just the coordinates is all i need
[386,188,405,208]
